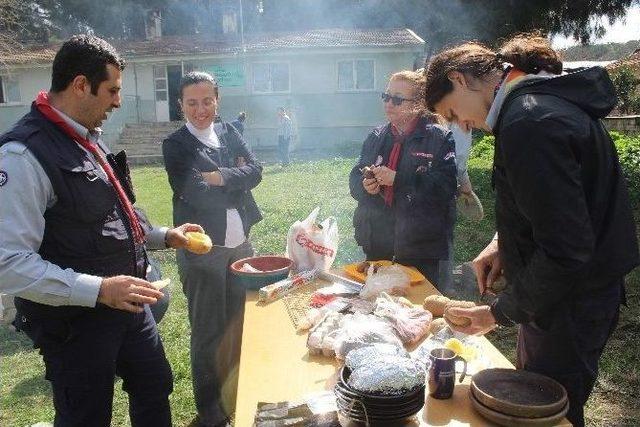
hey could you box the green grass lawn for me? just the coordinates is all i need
[1,158,638,426]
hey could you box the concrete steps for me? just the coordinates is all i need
[111,122,339,165]
[112,121,183,164]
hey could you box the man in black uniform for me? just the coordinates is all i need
[0,35,203,426]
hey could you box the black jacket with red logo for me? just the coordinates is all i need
[349,117,457,260]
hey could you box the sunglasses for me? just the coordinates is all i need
[381,92,415,106]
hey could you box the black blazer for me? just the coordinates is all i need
[162,122,262,245]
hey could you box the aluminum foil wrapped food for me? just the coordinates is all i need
[332,313,403,359]
[348,356,425,395]
[344,343,409,371]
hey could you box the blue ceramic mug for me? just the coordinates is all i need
[428,347,467,399]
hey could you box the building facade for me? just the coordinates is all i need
[0,28,424,151]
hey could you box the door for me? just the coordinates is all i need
[154,65,169,122]
[167,65,182,121]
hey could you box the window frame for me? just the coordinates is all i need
[0,75,22,105]
[251,61,291,94]
[152,65,168,102]
[336,59,376,93]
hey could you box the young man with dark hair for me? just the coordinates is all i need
[0,34,203,426]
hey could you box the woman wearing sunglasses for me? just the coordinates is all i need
[423,34,639,426]
[349,70,457,291]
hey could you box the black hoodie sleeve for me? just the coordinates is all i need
[493,113,596,324]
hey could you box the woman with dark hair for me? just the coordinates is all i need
[162,71,262,427]
[423,33,639,426]
[349,70,457,291]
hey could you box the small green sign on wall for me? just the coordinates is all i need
[208,64,245,87]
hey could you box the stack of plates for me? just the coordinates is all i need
[469,368,569,427]
[334,367,425,425]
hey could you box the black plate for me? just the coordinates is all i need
[338,367,425,403]
[334,385,424,412]
[337,406,422,424]
[335,393,424,417]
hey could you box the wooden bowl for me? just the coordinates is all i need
[469,389,569,427]
[470,368,568,418]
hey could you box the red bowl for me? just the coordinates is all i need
[230,255,293,276]
[230,256,293,290]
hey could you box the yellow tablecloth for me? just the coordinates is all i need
[235,275,569,426]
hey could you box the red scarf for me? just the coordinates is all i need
[35,91,145,245]
[383,117,419,206]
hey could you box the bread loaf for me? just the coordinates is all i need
[423,295,451,317]
[443,300,476,327]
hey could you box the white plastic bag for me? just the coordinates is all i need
[286,207,338,272]
[360,264,410,300]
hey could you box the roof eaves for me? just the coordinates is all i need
[405,28,425,45]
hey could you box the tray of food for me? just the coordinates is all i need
[343,260,425,285]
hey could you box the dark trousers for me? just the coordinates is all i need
[16,304,173,427]
[516,278,623,427]
[277,136,290,165]
[178,241,253,426]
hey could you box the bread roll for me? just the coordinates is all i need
[429,317,448,335]
[443,300,476,327]
[423,295,451,317]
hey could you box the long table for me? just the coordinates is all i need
[235,275,567,426]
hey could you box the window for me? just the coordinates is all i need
[0,76,21,103]
[337,60,374,91]
[153,65,168,101]
[222,10,237,34]
[252,62,289,93]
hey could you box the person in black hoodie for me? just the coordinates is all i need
[349,70,457,290]
[423,34,639,426]
[162,72,262,427]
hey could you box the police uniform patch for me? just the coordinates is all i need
[0,170,7,187]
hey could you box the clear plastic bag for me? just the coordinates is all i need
[360,264,410,300]
[373,293,433,344]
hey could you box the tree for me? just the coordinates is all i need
[38,0,168,40]
[0,0,53,69]
[4,0,639,48]
[238,0,639,52]
[610,66,640,114]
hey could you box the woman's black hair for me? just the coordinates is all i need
[179,71,219,99]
